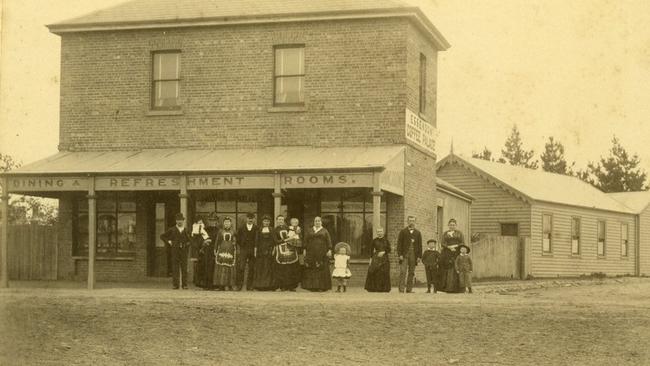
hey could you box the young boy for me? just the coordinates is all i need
[454,244,473,293]
[421,239,441,293]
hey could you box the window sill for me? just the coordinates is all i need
[569,255,581,259]
[73,256,135,261]
[597,255,607,259]
[541,253,553,257]
[268,105,306,113]
[146,109,184,116]
[620,256,630,260]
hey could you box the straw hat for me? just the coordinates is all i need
[334,242,351,254]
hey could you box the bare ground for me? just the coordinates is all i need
[1,279,649,366]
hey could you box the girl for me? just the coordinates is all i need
[332,242,352,293]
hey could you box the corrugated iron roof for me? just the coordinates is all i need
[4,146,405,175]
[607,191,650,213]
[47,0,449,49]
[436,177,474,201]
[437,154,635,214]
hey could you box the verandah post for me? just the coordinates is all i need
[87,176,96,290]
[179,174,191,284]
[0,176,9,288]
[273,172,282,219]
[372,172,382,236]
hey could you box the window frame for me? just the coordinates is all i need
[500,222,519,237]
[621,222,629,257]
[151,50,182,110]
[571,216,581,255]
[542,213,553,254]
[273,44,306,106]
[597,220,606,257]
[419,53,427,114]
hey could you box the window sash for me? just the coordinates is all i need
[542,214,552,253]
[597,221,606,256]
[571,218,580,255]
[419,53,427,114]
[621,223,629,257]
[151,51,181,109]
[274,45,305,105]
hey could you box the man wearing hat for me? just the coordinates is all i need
[454,244,473,293]
[160,212,191,289]
[236,212,258,291]
[397,215,423,293]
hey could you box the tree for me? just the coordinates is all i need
[500,125,538,169]
[577,137,648,192]
[0,152,59,225]
[540,137,575,175]
[472,147,495,161]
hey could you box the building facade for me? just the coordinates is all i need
[0,0,450,287]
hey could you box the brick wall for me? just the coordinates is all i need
[57,18,427,151]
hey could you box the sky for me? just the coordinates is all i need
[1,0,649,174]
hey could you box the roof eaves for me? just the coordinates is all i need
[47,7,450,50]
[531,198,636,215]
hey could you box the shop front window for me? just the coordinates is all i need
[73,193,136,258]
[194,190,259,230]
[320,189,387,259]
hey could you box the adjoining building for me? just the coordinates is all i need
[608,191,650,276]
[0,0,449,288]
[437,154,639,278]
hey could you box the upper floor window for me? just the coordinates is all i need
[152,51,181,109]
[274,45,305,105]
[621,223,629,257]
[597,220,606,256]
[571,217,581,255]
[419,53,427,114]
[542,214,552,253]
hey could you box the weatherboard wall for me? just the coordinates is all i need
[530,202,637,277]
[639,206,650,276]
[436,161,531,238]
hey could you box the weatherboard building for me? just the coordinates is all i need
[0,0,450,287]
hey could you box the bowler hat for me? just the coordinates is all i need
[426,239,438,244]
[458,244,471,254]
[208,212,219,220]
[261,214,271,221]
[174,212,185,221]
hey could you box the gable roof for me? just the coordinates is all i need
[436,154,634,214]
[607,191,650,213]
[47,0,450,50]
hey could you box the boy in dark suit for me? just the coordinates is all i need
[422,239,441,293]
[160,213,191,289]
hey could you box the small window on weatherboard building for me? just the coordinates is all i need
[274,45,305,105]
[542,214,552,253]
[500,223,518,237]
[571,217,581,255]
[151,51,181,109]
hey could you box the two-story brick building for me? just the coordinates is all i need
[0,0,450,288]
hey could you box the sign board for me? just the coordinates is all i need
[405,109,436,155]
[280,173,373,189]
[6,177,89,192]
[187,175,274,190]
[95,176,180,191]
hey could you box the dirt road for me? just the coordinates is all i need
[1,280,649,365]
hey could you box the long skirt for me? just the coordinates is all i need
[439,267,461,293]
[214,264,236,287]
[364,255,391,292]
[274,262,302,290]
[301,263,331,292]
[252,255,276,291]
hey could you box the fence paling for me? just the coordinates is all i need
[5,224,57,280]
[471,235,522,279]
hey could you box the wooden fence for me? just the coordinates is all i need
[470,235,530,280]
[0,224,57,280]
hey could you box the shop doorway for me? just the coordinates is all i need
[147,192,179,277]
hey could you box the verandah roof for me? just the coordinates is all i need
[4,146,404,176]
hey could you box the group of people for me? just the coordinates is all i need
[160,212,473,294]
[160,212,346,292]
[364,216,473,294]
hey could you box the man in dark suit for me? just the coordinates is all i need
[160,212,191,289]
[236,212,258,291]
[397,215,423,293]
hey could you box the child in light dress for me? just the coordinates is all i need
[332,242,352,292]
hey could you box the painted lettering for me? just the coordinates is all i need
[110,178,118,187]
[121,178,129,187]
[224,177,233,185]
[199,178,208,186]
[145,178,154,187]
[283,176,292,185]
[338,176,347,184]
[158,178,166,187]
[297,176,305,184]
[323,176,334,184]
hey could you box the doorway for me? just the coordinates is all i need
[147,192,179,277]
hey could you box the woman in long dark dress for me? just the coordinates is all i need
[273,215,301,291]
[439,218,465,293]
[301,216,332,292]
[252,215,277,291]
[364,227,392,292]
